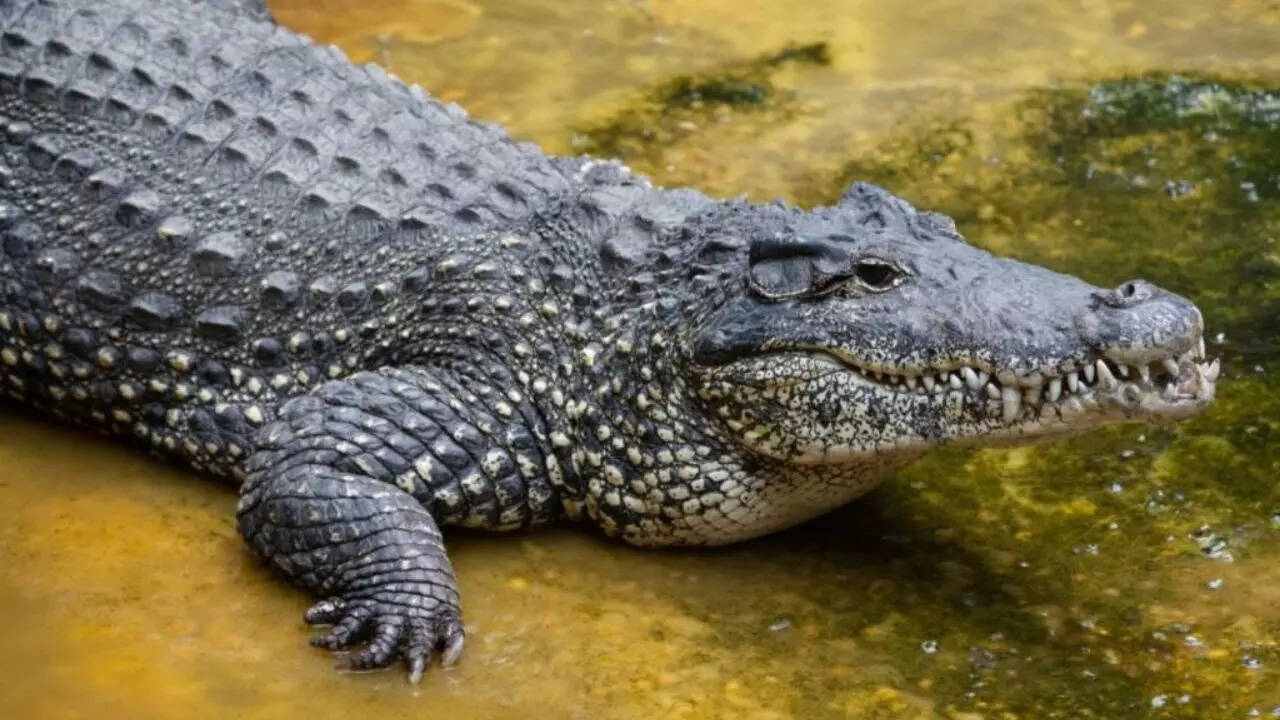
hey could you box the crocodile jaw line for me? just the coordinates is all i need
[803,333,1218,439]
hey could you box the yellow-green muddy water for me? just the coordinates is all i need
[2,0,1280,718]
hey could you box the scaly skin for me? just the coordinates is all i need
[0,0,1218,681]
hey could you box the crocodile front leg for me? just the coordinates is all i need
[236,366,558,681]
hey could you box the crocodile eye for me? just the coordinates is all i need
[852,258,905,292]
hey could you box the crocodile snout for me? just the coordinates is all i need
[1078,278,1204,364]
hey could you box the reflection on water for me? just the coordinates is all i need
[2,0,1279,717]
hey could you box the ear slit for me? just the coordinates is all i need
[747,234,852,300]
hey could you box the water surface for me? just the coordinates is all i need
[2,0,1279,717]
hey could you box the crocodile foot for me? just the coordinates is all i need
[305,595,465,683]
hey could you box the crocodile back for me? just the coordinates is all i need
[0,0,577,476]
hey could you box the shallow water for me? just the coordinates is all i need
[2,0,1279,718]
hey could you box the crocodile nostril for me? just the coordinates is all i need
[1103,279,1155,308]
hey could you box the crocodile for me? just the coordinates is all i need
[0,0,1219,683]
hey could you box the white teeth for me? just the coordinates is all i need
[1205,358,1220,381]
[1002,386,1021,423]
[1096,360,1118,390]
[1196,337,1206,360]
[857,355,1206,416]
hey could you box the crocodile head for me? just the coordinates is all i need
[686,182,1217,477]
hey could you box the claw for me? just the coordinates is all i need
[304,597,348,625]
[407,653,428,685]
[440,618,466,667]
[404,618,433,684]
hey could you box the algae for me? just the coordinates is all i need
[574,42,831,162]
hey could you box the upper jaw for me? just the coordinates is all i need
[799,332,1219,426]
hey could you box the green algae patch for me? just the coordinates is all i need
[574,43,831,163]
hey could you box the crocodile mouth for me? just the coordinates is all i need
[791,334,1219,426]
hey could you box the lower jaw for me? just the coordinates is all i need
[927,379,1215,454]
[785,377,1216,463]
[955,390,1212,448]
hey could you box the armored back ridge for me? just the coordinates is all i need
[0,0,1217,681]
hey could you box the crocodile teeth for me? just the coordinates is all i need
[1095,359,1118,390]
[1197,336,1206,360]
[1063,397,1084,415]
[1116,363,1130,378]
[1138,363,1151,384]
[1066,371,1080,393]
[1048,377,1062,402]
[906,376,918,390]
[1162,358,1180,377]
[922,375,936,392]
[1083,363,1095,383]
[985,382,1001,400]
[1205,358,1221,381]
[961,367,981,390]
[948,373,963,390]
[1002,386,1022,422]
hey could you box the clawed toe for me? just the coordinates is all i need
[309,606,372,650]
[303,598,348,625]
[404,618,432,684]
[343,617,404,671]
[439,616,465,667]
